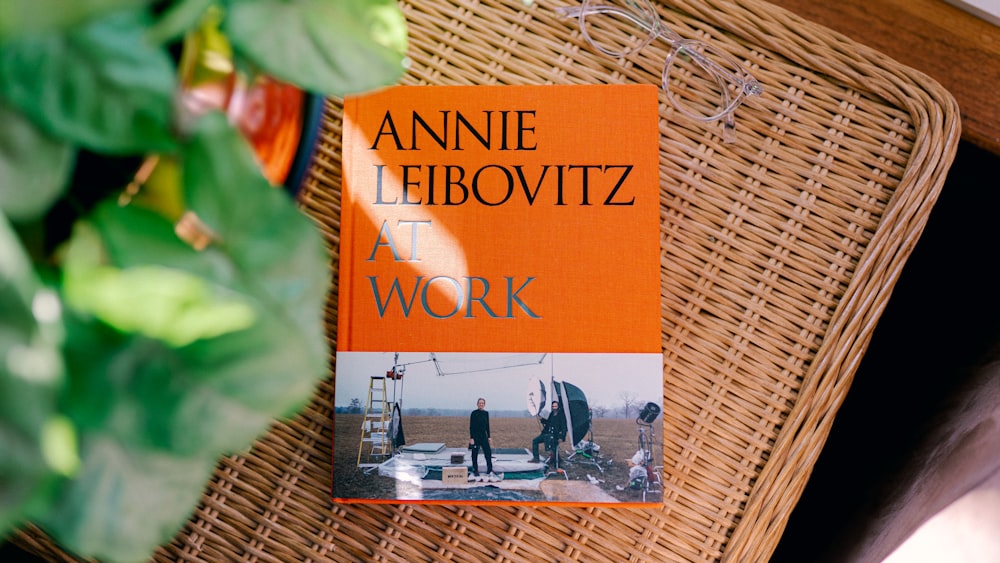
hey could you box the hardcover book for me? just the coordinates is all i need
[333,84,664,506]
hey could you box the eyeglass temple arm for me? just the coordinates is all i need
[556,4,761,92]
[698,59,739,143]
[722,112,737,144]
[553,5,662,37]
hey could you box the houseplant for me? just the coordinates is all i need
[0,0,408,561]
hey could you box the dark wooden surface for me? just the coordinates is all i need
[767,0,1000,155]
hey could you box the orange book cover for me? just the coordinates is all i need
[333,84,663,506]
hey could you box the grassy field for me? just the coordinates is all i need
[333,414,663,503]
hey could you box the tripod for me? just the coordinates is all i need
[543,433,567,480]
[565,415,605,474]
[634,421,662,501]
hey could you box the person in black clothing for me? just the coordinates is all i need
[531,400,567,463]
[468,397,498,482]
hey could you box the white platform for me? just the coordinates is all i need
[379,445,547,490]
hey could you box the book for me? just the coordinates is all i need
[333,84,663,506]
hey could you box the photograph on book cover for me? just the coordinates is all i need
[333,352,664,505]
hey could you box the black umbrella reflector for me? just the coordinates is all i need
[553,380,591,447]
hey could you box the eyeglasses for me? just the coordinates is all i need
[555,0,763,143]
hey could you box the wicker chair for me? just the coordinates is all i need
[15,0,959,561]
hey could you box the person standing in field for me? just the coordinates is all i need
[469,397,500,482]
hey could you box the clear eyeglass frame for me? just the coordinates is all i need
[556,0,764,143]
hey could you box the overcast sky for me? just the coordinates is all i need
[334,352,662,412]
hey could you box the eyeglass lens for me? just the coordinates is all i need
[665,42,749,122]
[579,0,658,58]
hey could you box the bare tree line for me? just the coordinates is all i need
[339,390,654,419]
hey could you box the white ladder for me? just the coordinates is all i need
[357,375,390,467]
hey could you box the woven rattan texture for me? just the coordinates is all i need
[15,0,958,561]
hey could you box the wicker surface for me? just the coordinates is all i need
[15,0,959,561]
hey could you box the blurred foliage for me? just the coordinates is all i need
[0,0,407,561]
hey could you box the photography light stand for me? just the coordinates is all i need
[565,411,606,474]
[635,402,663,502]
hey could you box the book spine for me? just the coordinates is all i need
[337,97,358,351]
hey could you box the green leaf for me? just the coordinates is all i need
[0,9,178,154]
[52,113,329,435]
[180,114,329,361]
[55,292,307,457]
[1,1,338,559]
[0,212,73,537]
[56,319,201,455]
[36,436,217,563]
[24,111,331,557]
[56,312,184,453]
[63,223,257,348]
[224,0,408,95]
[0,0,150,39]
[57,313,318,457]
[80,200,201,274]
[179,305,326,423]
[146,0,217,45]
[0,101,76,222]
